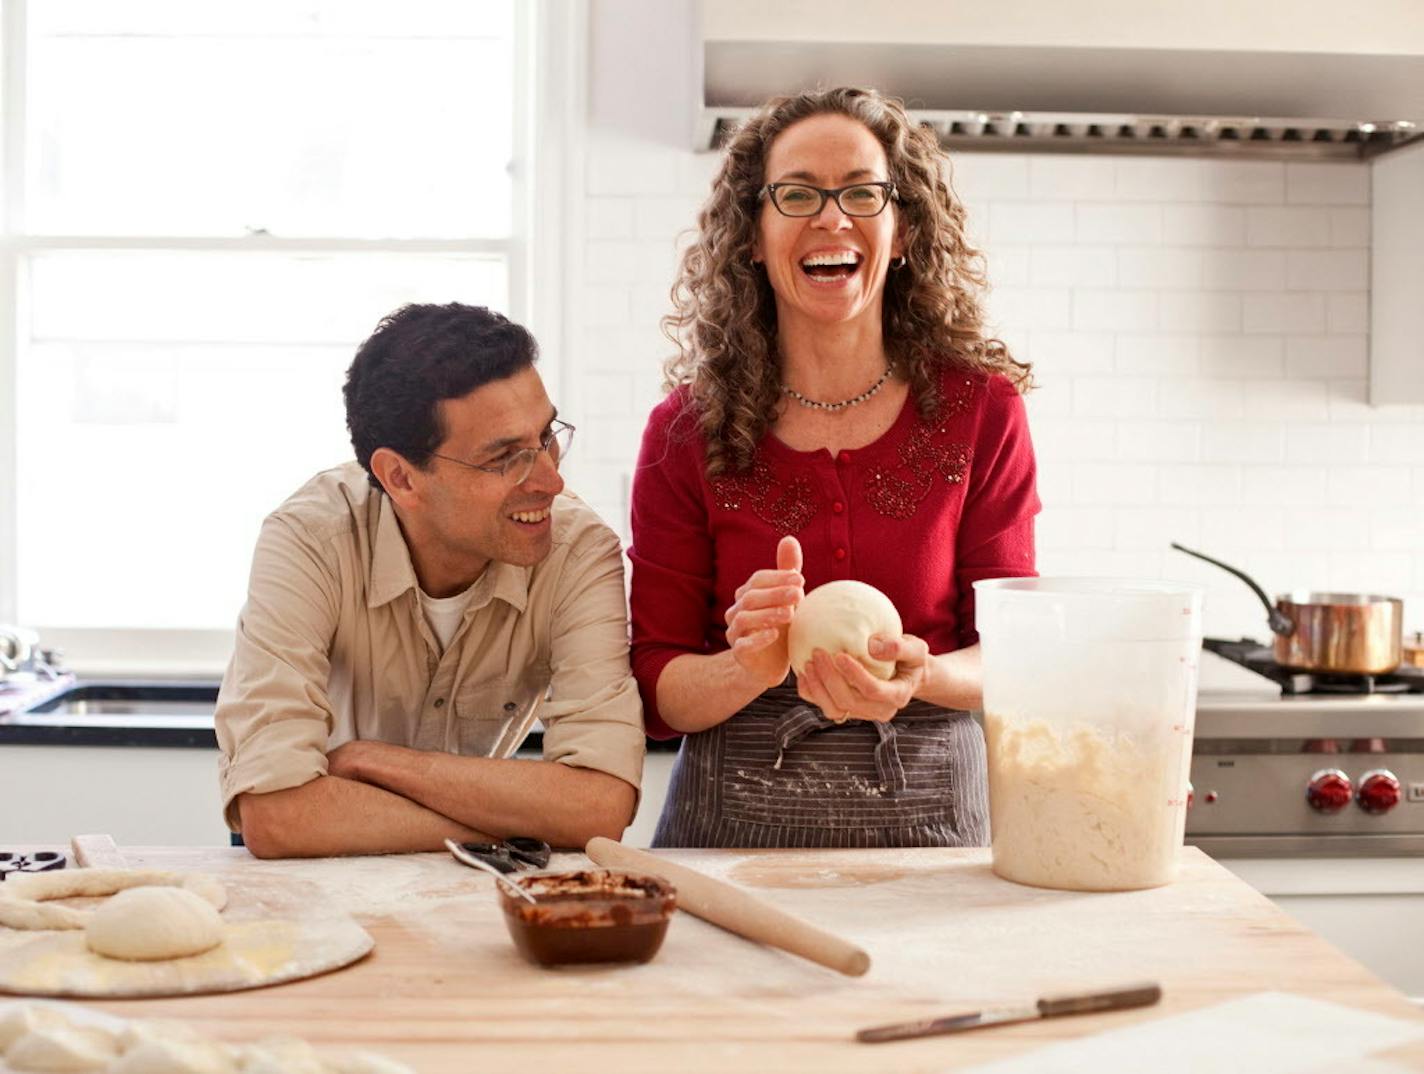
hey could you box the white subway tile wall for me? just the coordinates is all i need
[563,146,1424,641]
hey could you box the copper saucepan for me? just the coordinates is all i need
[1404,632,1424,669]
[1171,543,1403,675]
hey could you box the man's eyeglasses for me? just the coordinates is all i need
[760,181,897,218]
[431,419,575,485]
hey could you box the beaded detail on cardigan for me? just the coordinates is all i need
[865,378,977,518]
[865,434,973,519]
[709,377,977,528]
[710,459,819,533]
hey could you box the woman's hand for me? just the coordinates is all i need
[725,535,804,690]
[796,632,931,723]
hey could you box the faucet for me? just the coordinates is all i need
[0,626,64,682]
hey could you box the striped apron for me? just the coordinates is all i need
[651,678,990,849]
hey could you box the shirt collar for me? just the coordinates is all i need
[367,491,531,614]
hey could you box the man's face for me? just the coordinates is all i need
[415,366,565,576]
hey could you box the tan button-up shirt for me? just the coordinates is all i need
[215,463,645,830]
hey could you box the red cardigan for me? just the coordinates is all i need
[628,368,1040,739]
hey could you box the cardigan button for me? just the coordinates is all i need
[837,450,851,464]
[833,547,847,561]
[832,500,845,514]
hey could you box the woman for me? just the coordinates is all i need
[629,87,1039,848]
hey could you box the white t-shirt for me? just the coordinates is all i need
[419,584,478,652]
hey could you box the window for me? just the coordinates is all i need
[0,1,549,659]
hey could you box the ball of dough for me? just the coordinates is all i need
[84,886,224,962]
[788,580,903,684]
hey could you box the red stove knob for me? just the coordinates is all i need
[1356,769,1401,815]
[1306,769,1352,813]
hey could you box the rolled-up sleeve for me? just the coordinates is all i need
[536,520,646,797]
[215,515,340,830]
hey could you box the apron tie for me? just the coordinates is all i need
[771,704,909,794]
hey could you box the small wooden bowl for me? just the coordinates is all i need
[498,870,676,967]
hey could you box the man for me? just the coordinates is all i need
[216,303,644,858]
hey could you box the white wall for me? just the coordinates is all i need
[563,0,1424,644]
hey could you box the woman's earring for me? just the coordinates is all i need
[891,255,907,270]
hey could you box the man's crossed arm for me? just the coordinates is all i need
[237,743,636,859]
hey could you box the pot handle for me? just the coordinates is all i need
[1169,542,1295,637]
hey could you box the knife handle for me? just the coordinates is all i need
[1037,982,1162,1018]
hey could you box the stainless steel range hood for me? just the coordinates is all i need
[698,1,1424,159]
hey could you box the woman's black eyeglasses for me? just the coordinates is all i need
[760,181,897,218]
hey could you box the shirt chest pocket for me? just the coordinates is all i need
[452,675,549,758]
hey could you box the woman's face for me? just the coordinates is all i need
[753,113,902,333]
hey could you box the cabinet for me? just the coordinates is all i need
[1218,856,1424,1002]
[0,743,229,845]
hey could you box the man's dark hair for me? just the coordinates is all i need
[343,303,538,490]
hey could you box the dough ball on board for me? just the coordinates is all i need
[788,580,903,684]
[84,886,224,962]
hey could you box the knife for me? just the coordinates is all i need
[856,981,1162,1043]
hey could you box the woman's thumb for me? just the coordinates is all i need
[776,534,803,573]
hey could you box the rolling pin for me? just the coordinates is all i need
[585,837,871,977]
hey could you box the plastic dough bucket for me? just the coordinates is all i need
[974,577,1204,892]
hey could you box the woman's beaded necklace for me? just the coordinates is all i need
[780,366,893,413]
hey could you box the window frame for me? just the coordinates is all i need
[0,0,584,675]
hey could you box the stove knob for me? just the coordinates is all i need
[1356,769,1401,815]
[1306,769,1352,813]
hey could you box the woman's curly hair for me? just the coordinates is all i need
[662,86,1031,478]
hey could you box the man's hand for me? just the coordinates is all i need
[326,740,634,849]
[237,776,487,859]
[326,739,403,783]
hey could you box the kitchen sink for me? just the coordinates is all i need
[23,681,220,719]
[1,680,222,744]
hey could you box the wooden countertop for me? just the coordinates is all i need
[20,846,1424,1071]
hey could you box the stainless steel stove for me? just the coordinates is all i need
[1187,641,1424,998]
[1188,639,1424,858]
